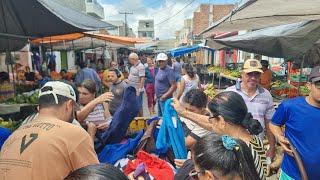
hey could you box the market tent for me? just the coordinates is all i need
[212,20,320,67]
[201,0,320,34]
[0,0,114,52]
[169,45,201,57]
[31,33,150,50]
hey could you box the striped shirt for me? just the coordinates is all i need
[226,85,275,140]
[84,104,109,126]
[248,135,268,180]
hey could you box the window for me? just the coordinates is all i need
[145,23,150,28]
[86,0,92,2]
[143,32,147,37]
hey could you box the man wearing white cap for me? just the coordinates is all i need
[0,81,99,180]
[155,53,177,116]
[226,59,276,161]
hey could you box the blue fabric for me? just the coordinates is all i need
[0,127,11,149]
[38,77,51,88]
[75,67,101,91]
[272,97,320,180]
[169,45,201,58]
[156,99,187,159]
[95,86,140,153]
[145,67,155,84]
[98,130,144,164]
[157,98,166,117]
[280,169,294,180]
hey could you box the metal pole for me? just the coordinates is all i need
[298,55,305,95]
[119,12,133,37]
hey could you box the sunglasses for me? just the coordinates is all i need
[246,72,261,77]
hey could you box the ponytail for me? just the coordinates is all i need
[241,113,263,135]
[182,63,195,78]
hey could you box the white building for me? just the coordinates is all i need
[138,20,154,39]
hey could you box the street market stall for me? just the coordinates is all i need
[201,0,320,34]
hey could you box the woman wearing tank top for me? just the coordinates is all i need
[177,63,200,102]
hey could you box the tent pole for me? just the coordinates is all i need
[298,55,305,95]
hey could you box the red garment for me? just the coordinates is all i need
[124,151,174,180]
[145,83,155,108]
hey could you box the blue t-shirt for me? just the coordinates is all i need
[272,97,320,180]
[155,66,176,98]
[0,127,11,149]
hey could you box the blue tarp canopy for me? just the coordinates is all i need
[169,45,201,57]
[169,45,214,57]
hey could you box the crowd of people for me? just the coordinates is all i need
[0,51,319,180]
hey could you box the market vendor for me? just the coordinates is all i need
[260,60,272,90]
[0,71,14,102]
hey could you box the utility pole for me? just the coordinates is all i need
[119,12,133,37]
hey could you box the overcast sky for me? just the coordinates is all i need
[99,0,237,39]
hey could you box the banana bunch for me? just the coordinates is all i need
[208,66,222,73]
[0,118,14,129]
[204,83,216,99]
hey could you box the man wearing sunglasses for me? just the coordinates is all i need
[226,59,276,161]
[270,66,320,180]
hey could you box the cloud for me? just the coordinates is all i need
[101,0,199,39]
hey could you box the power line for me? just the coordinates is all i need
[154,0,196,26]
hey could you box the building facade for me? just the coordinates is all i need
[175,19,192,47]
[138,20,155,39]
[192,4,234,44]
[106,20,136,37]
[55,0,104,19]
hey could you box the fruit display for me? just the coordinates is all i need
[290,74,307,82]
[223,69,241,78]
[204,83,216,99]
[208,66,222,73]
[6,90,39,104]
[0,117,21,132]
[208,66,241,78]
[299,86,310,96]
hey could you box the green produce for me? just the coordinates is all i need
[204,83,216,99]
[5,90,39,104]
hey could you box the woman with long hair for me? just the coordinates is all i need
[192,134,260,180]
[177,63,200,102]
[172,91,268,179]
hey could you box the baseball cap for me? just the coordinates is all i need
[156,53,168,61]
[38,81,80,110]
[242,59,263,73]
[308,66,320,82]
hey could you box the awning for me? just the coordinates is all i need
[31,33,150,50]
[0,0,114,52]
[169,45,213,58]
[200,0,320,34]
[213,20,320,67]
